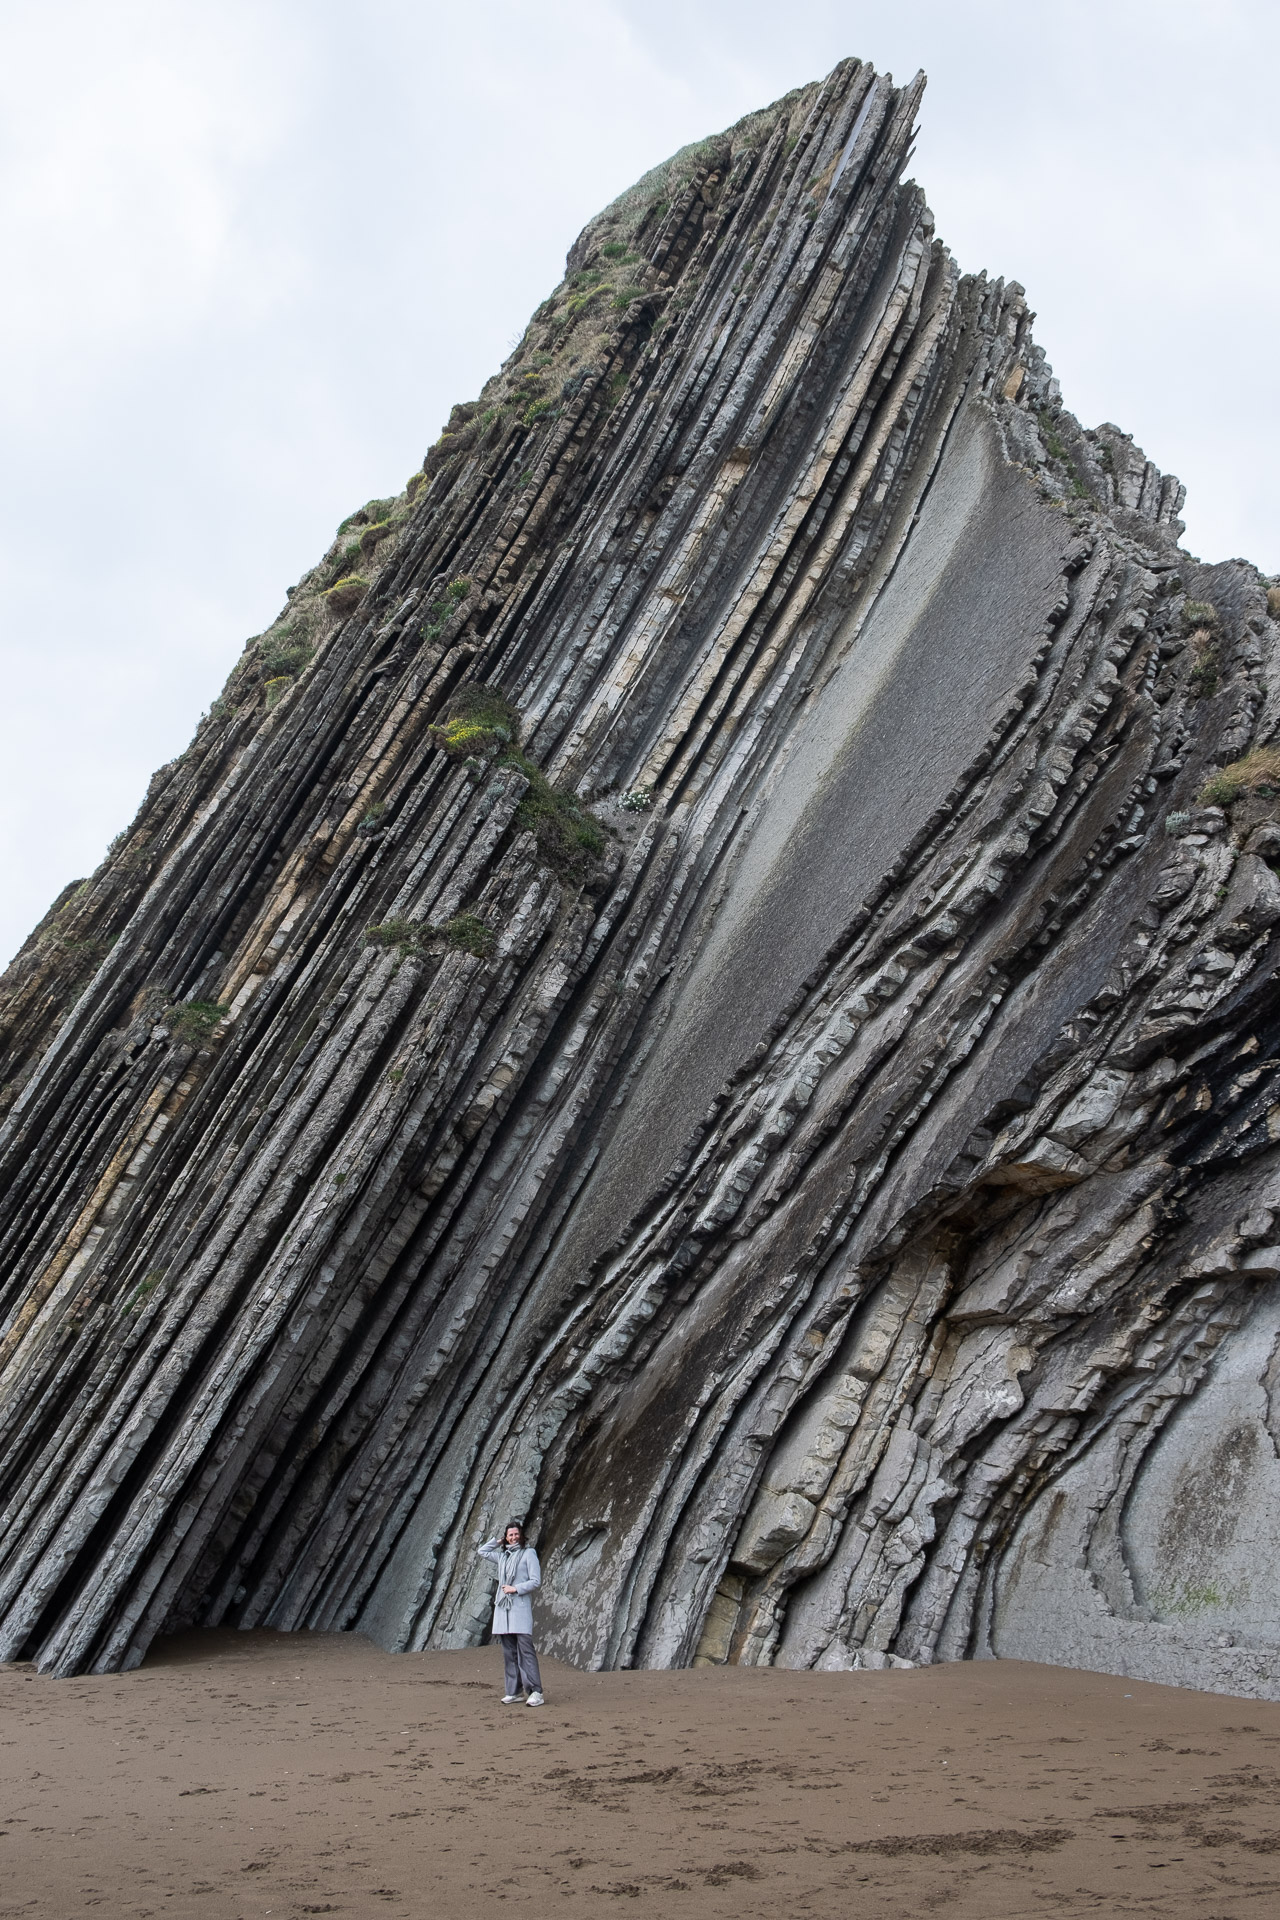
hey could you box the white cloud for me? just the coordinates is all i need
[0,3,300,379]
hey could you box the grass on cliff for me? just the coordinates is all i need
[364,917,425,960]
[364,912,496,962]
[259,627,315,680]
[1183,599,1220,633]
[440,912,496,958]
[1198,747,1280,808]
[1188,636,1220,699]
[506,754,606,884]
[358,519,396,554]
[420,577,473,644]
[336,497,397,539]
[166,1000,228,1045]
[430,684,520,758]
[249,621,319,710]
[324,575,369,615]
[428,684,606,884]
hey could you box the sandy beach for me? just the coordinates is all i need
[3,1629,1279,1917]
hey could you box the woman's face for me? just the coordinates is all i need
[505,1527,522,1546]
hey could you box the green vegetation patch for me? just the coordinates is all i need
[1036,410,1070,463]
[167,1000,228,1045]
[339,496,397,534]
[1182,599,1220,633]
[508,755,605,884]
[364,917,428,960]
[559,285,605,326]
[364,912,496,963]
[420,576,473,643]
[425,682,607,885]
[1189,638,1220,699]
[442,913,497,958]
[1198,746,1280,808]
[430,684,520,758]
[259,628,315,681]
[359,518,396,553]
[324,574,369,615]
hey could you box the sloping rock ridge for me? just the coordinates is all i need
[3,58,1280,1694]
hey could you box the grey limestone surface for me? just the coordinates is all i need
[994,1284,1280,1699]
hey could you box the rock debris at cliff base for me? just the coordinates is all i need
[2,55,1279,1692]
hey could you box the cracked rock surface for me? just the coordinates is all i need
[3,56,1280,1690]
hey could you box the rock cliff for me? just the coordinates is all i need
[3,57,1280,1693]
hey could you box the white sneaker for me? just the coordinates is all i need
[525,1690,544,1706]
[501,1693,523,1704]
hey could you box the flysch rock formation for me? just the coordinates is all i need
[3,56,1280,1695]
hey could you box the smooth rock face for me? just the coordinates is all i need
[994,1288,1280,1698]
[1,56,1279,1692]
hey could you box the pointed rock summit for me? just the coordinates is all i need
[3,58,1280,1692]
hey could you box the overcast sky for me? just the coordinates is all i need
[2,0,1277,966]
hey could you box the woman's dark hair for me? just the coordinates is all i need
[503,1519,525,1544]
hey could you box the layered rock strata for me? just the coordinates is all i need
[3,57,1280,1693]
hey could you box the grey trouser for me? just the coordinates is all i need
[498,1633,542,1695]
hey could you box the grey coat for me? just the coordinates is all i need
[478,1540,541,1636]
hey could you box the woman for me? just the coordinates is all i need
[477,1521,544,1705]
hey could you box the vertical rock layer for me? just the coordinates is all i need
[3,58,1279,1692]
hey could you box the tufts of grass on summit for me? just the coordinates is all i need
[324,575,369,615]
[259,626,315,682]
